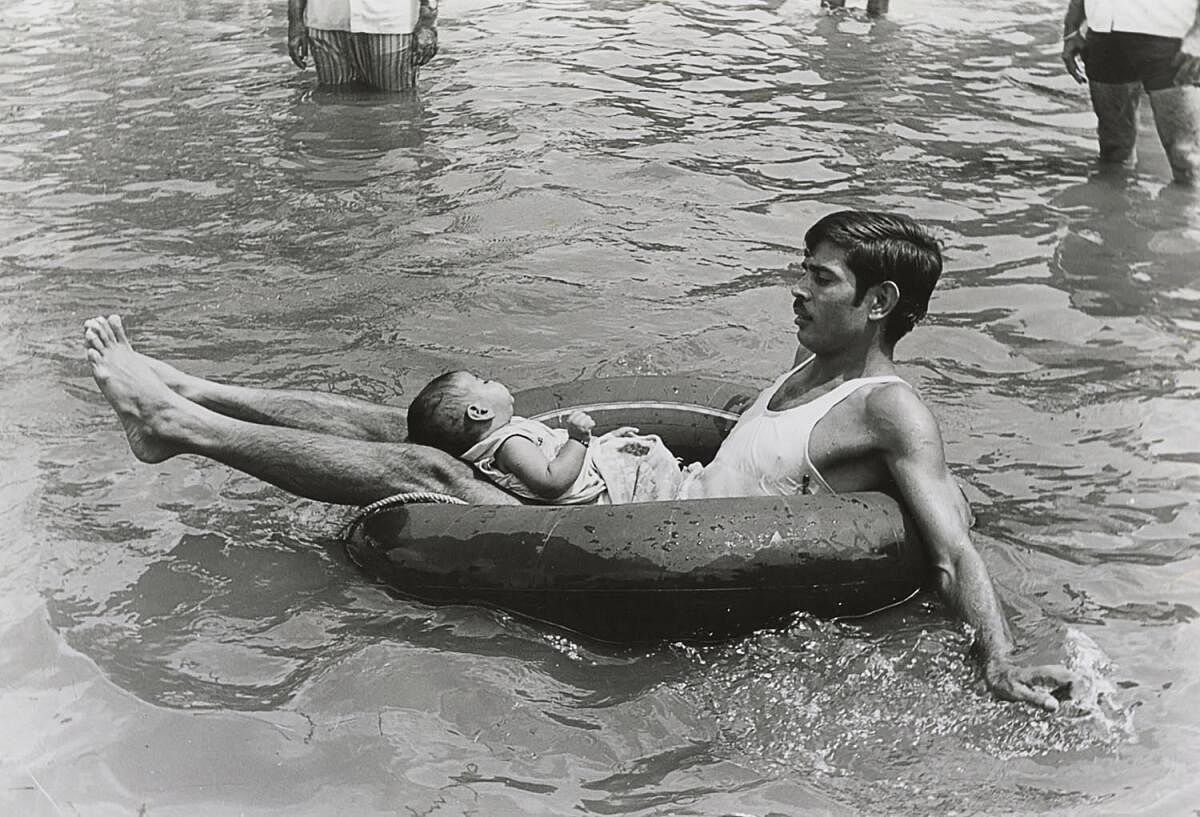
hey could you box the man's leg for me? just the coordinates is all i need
[91,316,411,443]
[353,32,417,92]
[159,375,411,442]
[1089,81,1142,167]
[85,316,517,506]
[1148,85,1200,184]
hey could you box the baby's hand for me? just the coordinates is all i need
[565,411,595,442]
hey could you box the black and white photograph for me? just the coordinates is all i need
[1,0,1197,814]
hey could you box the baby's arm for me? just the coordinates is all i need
[495,412,593,499]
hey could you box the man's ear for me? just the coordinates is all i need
[466,403,495,422]
[870,281,901,319]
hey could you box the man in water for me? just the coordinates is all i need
[1061,0,1200,184]
[84,210,1074,710]
[287,0,439,92]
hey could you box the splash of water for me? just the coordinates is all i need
[669,614,1137,812]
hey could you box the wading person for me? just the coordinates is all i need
[84,210,1075,710]
[287,0,439,91]
[1061,0,1200,184]
[821,0,890,16]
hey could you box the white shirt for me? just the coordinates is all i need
[305,0,419,34]
[1085,0,1197,38]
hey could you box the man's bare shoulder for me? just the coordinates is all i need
[862,379,944,452]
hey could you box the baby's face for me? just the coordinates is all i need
[461,373,515,426]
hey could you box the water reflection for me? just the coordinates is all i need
[1054,175,1200,326]
[288,86,431,175]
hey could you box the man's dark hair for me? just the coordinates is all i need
[804,210,943,346]
[406,371,484,456]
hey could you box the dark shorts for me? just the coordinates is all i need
[1083,31,1182,92]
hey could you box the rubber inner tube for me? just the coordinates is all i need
[343,375,928,643]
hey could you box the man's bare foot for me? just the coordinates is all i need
[84,315,187,464]
[91,313,200,396]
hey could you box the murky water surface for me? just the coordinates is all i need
[2,0,1198,814]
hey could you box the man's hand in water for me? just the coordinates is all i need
[986,658,1077,711]
[414,0,439,67]
[413,25,438,67]
[288,28,310,69]
[287,0,309,69]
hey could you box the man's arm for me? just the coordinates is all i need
[287,0,310,69]
[1062,0,1087,83]
[413,0,439,67]
[867,384,1075,710]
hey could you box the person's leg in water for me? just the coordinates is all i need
[1080,34,1143,169]
[84,315,517,506]
[1148,85,1200,185]
[118,328,411,443]
[1090,81,1143,167]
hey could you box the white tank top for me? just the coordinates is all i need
[701,358,906,496]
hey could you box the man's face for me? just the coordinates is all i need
[790,241,874,353]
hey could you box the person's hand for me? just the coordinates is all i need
[985,658,1077,711]
[413,24,438,67]
[1172,28,1200,86]
[288,22,310,69]
[1062,32,1086,84]
[565,411,595,443]
[605,426,640,438]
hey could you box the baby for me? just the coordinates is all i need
[406,371,675,505]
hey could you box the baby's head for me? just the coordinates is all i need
[406,371,515,456]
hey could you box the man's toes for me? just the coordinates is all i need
[95,317,116,345]
[85,326,104,351]
[88,317,109,345]
[109,315,129,344]
[88,316,113,345]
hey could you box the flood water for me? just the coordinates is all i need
[2,0,1198,814]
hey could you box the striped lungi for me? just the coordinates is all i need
[306,28,417,91]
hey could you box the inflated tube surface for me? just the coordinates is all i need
[343,375,928,642]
